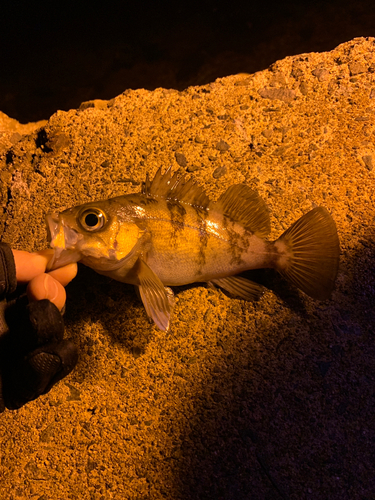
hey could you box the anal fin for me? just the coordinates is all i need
[210,276,265,301]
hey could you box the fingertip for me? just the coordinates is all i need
[27,274,66,311]
[48,262,78,287]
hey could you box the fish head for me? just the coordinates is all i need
[46,198,144,272]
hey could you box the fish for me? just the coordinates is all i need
[46,167,340,331]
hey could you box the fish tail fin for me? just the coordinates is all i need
[273,207,340,300]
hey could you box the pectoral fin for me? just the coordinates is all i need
[136,258,172,331]
[210,276,265,301]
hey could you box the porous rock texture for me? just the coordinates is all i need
[0,37,374,500]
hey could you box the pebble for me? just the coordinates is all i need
[291,66,304,79]
[212,166,227,178]
[258,87,297,103]
[262,128,273,139]
[66,383,82,401]
[10,132,22,144]
[311,67,330,81]
[175,152,187,167]
[269,71,287,86]
[186,165,201,172]
[362,155,373,171]
[349,61,366,76]
[215,140,230,151]
[299,81,309,95]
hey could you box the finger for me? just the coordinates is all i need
[48,263,77,287]
[13,250,77,287]
[26,274,66,311]
[12,250,51,283]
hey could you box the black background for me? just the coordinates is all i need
[1,0,374,122]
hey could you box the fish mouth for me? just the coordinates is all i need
[46,213,60,243]
[46,213,82,271]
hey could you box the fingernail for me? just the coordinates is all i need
[44,274,59,302]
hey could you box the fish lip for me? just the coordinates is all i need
[46,213,60,242]
[45,212,82,271]
[46,213,80,248]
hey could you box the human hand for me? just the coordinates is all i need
[0,244,78,412]
[12,249,77,311]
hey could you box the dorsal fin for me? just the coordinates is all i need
[210,184,270,237]
[141,167,210,210]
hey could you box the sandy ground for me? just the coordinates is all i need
[0,37,374,500]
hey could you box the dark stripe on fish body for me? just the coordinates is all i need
[139,197,158,206]
[192,205,209,270]
[167,200,187,218]
[226,224,247,266]
[240,229,252,251]
[265,240,284,268]
[198,219,209,269]
[167,201,187,232]
[167,200,187,248]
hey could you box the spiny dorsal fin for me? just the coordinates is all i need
[142,171,152,195]
[141,167,210,210]
[210,184,270,237]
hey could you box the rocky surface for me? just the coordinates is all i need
[0,112,46,158]
[0,37,374,500]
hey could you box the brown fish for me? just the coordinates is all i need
[46,167,340,330]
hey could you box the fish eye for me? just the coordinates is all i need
[79,208,106,232]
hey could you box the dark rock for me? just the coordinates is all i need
[175,152,187,167]
[212,166,227,178]
[362,155,373,171]
[215,140,230,151]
